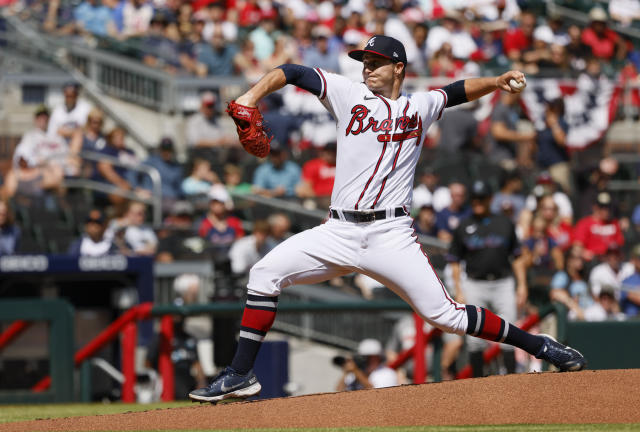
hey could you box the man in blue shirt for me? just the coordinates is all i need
[196,28,237,77]
[621,244,640,318]
[436,181,471,243]
[252,147,301,198]
[139,137,183,212]
[74,0,113,37]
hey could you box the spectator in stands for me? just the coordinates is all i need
[609,0,640,27]
[70,107,106,154]
[140,12,185,74]
[429,42,465,78]
[435,182,470,243]
[412,167,450,213]
[201,1,237,43]
[573,192,625,261]
[425,10,476,62]
[68,208,117,256]
[296,143,337,204]
[536,99,571,194]
[121,0,153,39]
[575,157,621,219]
[620,244,640,319]
[623,205,640,253]
[338,29,366,81]
[197,184,244,260]
[303,25,340,73]
[109,201,158,256]
[139,137,183,211]
[267,212,291,245]
[565,24,591,73]
[248,8,278,61]
[233,38,268,84]
[261,34,298,71]
[73,0,114,37]
[413,204,437,237]
[185,91,237,159]
[522,216,564,290]
[534,195,572,252]
[583,286,625,321]
[196,26,238,76]
[408,22,428,77]
[223,164,252,195]
[156,200,204,262]
[489,91,536,166]
[588,244,633,300]
[521,26,554,75]
[581,7,626,61]
[335,338,397,391]
[2,105,65,203]
[47,82,91,142]
[252,147,301,198]
[503,10,536,63]
[524,173,573,225]
[435,99,480,161]
[181,158,219,197]
[490,169,526,223]
[550,246,591,321]
[229,219,273,276]
[0,200,20,255]
[94,126,139,207]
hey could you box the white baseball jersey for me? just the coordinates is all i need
[313,68,447,211]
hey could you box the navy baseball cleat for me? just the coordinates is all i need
[535,334,586,372]
[188,367,261,403]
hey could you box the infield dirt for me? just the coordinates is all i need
[4,369,640,431]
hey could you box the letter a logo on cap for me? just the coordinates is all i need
[367,37,376,47]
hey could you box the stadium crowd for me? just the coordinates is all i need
[2,0,640,385]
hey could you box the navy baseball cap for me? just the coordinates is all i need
[470,180,492,199]
[348,35,407,64]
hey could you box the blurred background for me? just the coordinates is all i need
[1,0,640,405]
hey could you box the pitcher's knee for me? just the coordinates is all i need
[423,306,468,336]
[246,262,283,297]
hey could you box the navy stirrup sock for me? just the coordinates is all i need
[230,295,278,375]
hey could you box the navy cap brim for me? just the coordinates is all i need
[348,49,395,62]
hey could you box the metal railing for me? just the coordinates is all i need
[47,150,164,227]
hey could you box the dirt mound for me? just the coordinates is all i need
[5,369,640,431]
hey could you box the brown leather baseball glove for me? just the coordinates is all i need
[226,100,272,158]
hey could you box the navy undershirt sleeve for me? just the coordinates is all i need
[277,64,322,97]
[441,80,468,107]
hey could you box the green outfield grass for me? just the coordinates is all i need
[1,404,639,432]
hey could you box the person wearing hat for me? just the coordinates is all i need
[449,179,528,377]
[68,209,118,256]
[252,146,301,198]
[620,244,640,319]
[190,33,585,403]
[588,243,634,302]
[573,191,624,261]
[185,90,237,160]
[335,338,397,391]
[197,184,244,262]
[303,25,340,73]
[3,105,65,202]
[581,7,626,60]
[412,167,450,213]
[138,137,183,212]
[47,82,91,141]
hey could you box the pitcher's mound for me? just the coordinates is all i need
[6,369,640,431]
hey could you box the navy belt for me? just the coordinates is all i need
[330,207,408,223]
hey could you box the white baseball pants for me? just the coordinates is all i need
[247,215,469,336]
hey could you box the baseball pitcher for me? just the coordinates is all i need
[189,35,586,403]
